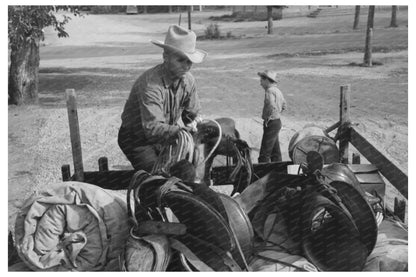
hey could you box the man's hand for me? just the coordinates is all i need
[184,120,198,134]
[167,122,197,145]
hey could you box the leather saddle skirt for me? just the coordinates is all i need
[162,189,238,271]
[321,163,378,254]
[161,182,254,271]
[301,190,369,271]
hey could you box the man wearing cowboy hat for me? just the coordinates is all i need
[257,70,287,163]
[118,25,207,172]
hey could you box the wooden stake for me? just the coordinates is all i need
[61,164,71,181]
[352,152,361,164]
[66,89,84,181]
[98,157,109,172]
[339,85,351,163]
[325,120,341,134]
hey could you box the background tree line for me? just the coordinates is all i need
[8,5,404,105]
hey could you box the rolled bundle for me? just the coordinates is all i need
[288,126,339,165]
[14,181,129,271]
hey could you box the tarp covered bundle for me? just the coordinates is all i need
[363,217,408,271]
[14,181,129,271]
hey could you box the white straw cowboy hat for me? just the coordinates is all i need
[151,25,207,64]
[257,70,279,83]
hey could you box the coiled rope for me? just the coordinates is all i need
[152,129,195,175]
[151,119,223,177]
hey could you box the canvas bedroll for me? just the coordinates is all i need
[13,181,130,271]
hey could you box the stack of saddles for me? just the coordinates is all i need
[122,159,380,272]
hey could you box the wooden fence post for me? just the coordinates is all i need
[339,85,351,164]
[352,153,361,164]
[61,164,71,181]
[66,89,84,181]
[98,157,109,172]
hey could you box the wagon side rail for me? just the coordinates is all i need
[335,85,407,222]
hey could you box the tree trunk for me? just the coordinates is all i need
[367,5,375,29]
[267,6,273,34]
[390,5,398,27]
[363,6,375,67]
[353,5,360,30]
[8,38,40,105]
[187,6,192,30]
[276,8,283,20]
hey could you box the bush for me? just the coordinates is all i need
[204,23,221,39]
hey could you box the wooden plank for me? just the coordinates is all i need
[211,161,292,186]
[339,85,350,163]
[80,170,135,190]
[349,126,407,199]
[325,120,340,134]
[66,89,84,181]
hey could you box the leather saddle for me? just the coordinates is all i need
[299,158,378,271]
[128,170,253,271]
[242,152,378,271]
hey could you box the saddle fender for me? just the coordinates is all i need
[320,163,378,254]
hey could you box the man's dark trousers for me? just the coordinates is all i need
[258,118,282,163]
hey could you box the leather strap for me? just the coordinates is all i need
[170,238,214,271]
[127,170,151,225]
[175,233,242,271]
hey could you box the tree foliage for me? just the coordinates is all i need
[8,6,79,105]
[8,6,77,48]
